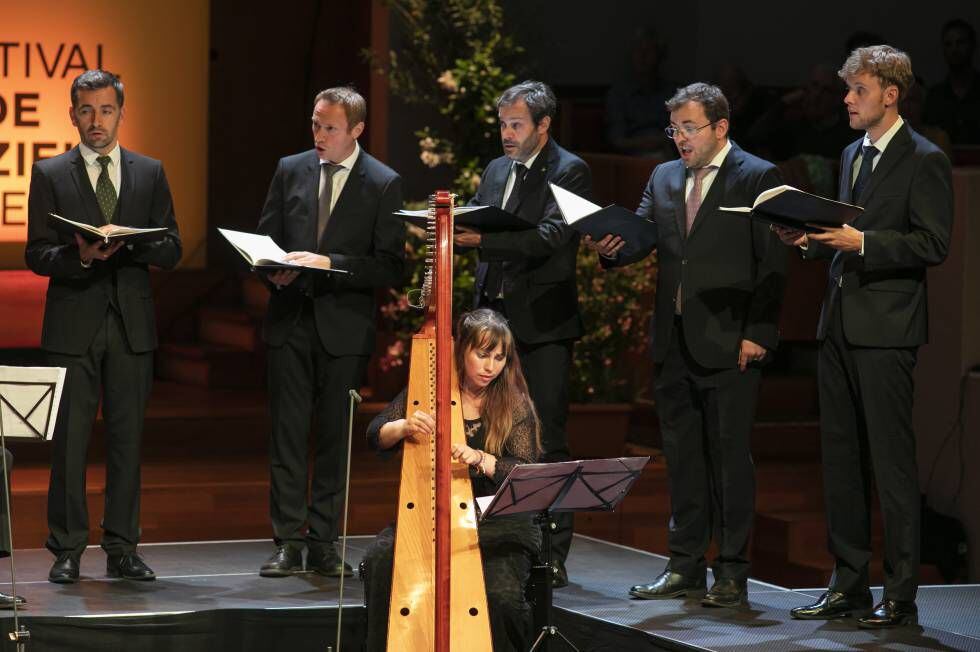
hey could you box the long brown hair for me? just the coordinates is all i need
[454,309,540,457]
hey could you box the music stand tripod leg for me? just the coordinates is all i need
[0,424,30,650]
[527,509,579,652]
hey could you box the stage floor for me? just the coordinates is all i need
[1,535,977,651]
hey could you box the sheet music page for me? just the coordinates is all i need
[0,366,67,440]
[549,183,602,224]
[217,228,288,265]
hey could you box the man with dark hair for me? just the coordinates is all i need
[924,18,980,144]
[778,45,952,628]
[586,82,786,607]
[454,79,591,587]
[256,86,404,578]
[26,69,182,583]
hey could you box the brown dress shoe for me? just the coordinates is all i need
[702,578,747,608]
[857,600,918,628]
[629,569,706,599]
[790,590,873,619]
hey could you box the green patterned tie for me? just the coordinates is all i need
[96,155,117,223]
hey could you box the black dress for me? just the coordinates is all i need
[361,389,542,652]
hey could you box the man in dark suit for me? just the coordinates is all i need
[454,81,591,587]
[587,82,786,607]
[777,46,953,628]
[25,69,182,583]
[256,87,403,578]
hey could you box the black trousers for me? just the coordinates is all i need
[654,319,760,583]
[819,299,920,601]
[516,337,574,565]
[46,308,153,557]
[267,308,367,549]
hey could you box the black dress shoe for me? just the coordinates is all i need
[790,590,873,620]
[260,544,304,577]
[551,559,569,589]
[306,544,353,578]
[857,599,918,628]
[629,569,706,599]
[48,553,80,584]
[107,552,156,581]
[702,578,747,608]
[0,592,26,609]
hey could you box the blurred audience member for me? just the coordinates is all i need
[924,18,980,145]
[903,76,953,157]
[605,27,675,157]
[747,64,854,161]
[716,63,771,143]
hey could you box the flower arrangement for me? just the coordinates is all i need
[571,249,657,402]
[368,0,523,196]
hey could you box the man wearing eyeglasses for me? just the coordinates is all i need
[585,82,786,608]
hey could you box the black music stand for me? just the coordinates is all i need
[480,456,650,652]
[0,365,67,651]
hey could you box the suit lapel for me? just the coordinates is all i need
[116,148,136,226]
[839,139,861,202]
[671,161,688,239]
[320,151,364,250]
[687,148,737,240]
[857,125,911,206]
[305,152,320,249]
[67,147,103,226]
[511,139,554,214]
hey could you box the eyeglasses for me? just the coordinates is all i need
[664,122,716,139]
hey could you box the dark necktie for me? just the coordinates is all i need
[483,162,528,300]
[317,162,341,246]
[503,162,527,214]
[850,145,879,203]
[96,155,117,223]
[830,145,880,284]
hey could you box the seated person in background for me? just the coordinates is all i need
[902,75,953,157]
[715,63,771,143]
[605,27,676,157]
[924,18,980,145]
[360,308,542,652]
[747,63,855,161]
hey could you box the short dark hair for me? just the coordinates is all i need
[71,69,124,108]
[665,82,730,123]
[314,86,367,129]
[496,80,557,126]
[942,18,976,45]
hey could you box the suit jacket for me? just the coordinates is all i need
[471,138,591,344]
[25,146,182,355]
[256,148,404,357]
[808,124,952,347]
[606,143,787,369]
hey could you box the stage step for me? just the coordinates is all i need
[241,273,271,318]
[197,305,261,351]
[156,341,266,387]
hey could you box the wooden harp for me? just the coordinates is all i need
[386,191,493,651]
